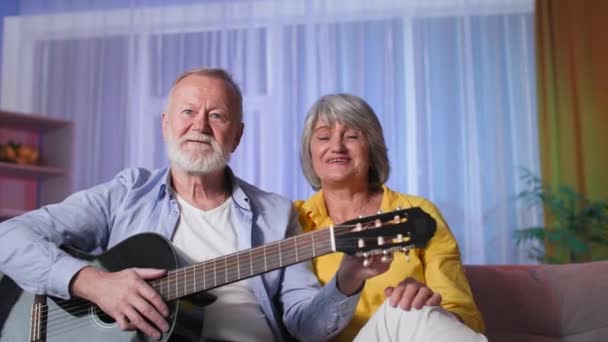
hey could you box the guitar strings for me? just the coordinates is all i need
[41,221,405,328]
[35,220,408,337]
[40,234,397,335]
[39,226,336,321]
[42,237,412,339]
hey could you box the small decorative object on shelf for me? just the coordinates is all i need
[0,140,40,165]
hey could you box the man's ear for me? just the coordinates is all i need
[161,112,168,141]
[232,122,245,152]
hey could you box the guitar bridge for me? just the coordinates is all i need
[30,294,47,342]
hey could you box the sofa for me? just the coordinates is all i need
[2,261,607,341]
[464,261,608,342]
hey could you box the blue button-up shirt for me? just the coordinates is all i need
[0,167,359,341]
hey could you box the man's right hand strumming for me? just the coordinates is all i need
[70,266,170,340]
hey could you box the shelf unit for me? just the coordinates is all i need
[0,110,73,221]
[0,161,65,178]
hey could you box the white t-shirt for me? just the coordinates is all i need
[172,193,274,342]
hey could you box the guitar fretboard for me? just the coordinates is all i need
[150,228,335,301]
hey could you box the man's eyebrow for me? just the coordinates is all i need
[177,101,198,107]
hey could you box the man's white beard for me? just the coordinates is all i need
[166,131,231,174]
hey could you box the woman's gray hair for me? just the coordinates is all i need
[300,93,390,191]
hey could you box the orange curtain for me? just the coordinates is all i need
[536,0,608,201]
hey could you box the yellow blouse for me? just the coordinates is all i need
[294,186,485,342]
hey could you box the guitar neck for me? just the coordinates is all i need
[150,227,336,301]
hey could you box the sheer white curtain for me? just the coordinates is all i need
[0,0,539,264]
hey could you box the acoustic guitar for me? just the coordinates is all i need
[0,208,436,342]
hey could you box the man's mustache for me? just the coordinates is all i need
[179,133,215,145]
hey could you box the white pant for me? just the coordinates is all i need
[354,301,488,342]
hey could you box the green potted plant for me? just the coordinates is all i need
[515,169,608,263]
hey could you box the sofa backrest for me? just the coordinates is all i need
[465,261,608,342]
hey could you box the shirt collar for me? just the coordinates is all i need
[157,167,173,201]
[156,166,251,212]
[300,185,392,226]
[226,167,253,212]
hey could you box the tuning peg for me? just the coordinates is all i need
[377,236,384,246]
[402,248,411,262]
[358,238,365,248]
[362,257,372,267]
[396,234,404,243]
[381,250,393,263]
[354,222,363,232]
[375,219,382,228]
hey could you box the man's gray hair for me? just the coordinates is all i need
[167,67,243,122]
[300,93,390,191]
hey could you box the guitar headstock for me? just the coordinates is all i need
[334,207,436,257]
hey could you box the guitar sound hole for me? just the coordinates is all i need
[93,306,116,324]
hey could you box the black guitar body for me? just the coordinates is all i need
[0,233,210,342]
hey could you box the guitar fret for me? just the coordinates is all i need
[166,275,169,299]
[214,259,217,287]
[183,269,187,297]
[266,244,275,270]
[249,249,253,276]
[170,272,174,298]
[174,271,178,298]
[229,255,235,283]
[329,226,336,252]
[263,245,267,271]
[175,271,179,298]
[296,238,302,260]
[278,241,282,267]
[175,270,179,297]
[294,236,299,262]
[253,247,264,275]
[203,263,207,290]
[284,238,294,265]
[309,235,315,259]
[224,256,228,284]
[206,262,210,289]
[158,277,163,298]
[237,251,251,279]
[237,252,240,280]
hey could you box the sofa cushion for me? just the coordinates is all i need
[465,265,561,336]
[542,261,608,338]
[465,261,608,342]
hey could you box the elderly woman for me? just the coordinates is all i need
[295,94,486,341]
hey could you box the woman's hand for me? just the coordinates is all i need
[336,254,392,296]
[385,277,441,310]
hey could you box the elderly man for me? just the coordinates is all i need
[0,68,390,341]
